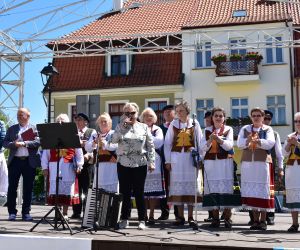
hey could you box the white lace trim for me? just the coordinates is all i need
[285,188,300,203]
[49,180,75,196]
[144,173,164,193]
[169,181,201,196]
[241,205,274,212]
[241,181,270,199]
[204,179,233,195]
[93,182,118,193]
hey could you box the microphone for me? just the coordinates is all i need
[192,113,197,126]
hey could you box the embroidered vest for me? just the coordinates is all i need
[49,148,75,163]
[286,133,300,165]
[97,149,117,163]
[241,127,272,163]
[204,129,231,160]
[171,126,195,152]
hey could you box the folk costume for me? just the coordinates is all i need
[85,130,118,193]
[237,124,275,211]
[282,132,300,211]
[144,125,166,198]
[164,118,203,205]
[41,148,84,206]
[201,125,241,209]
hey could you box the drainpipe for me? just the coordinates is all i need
[286,21,295,131]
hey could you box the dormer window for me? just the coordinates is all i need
[105,54,133,77]
[232,10,247,18]
[111,55,126,76]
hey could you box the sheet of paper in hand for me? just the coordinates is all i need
[21,128,36,141]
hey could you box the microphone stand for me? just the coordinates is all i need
[168,114,219,236]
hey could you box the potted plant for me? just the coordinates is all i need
[211,53,227,64]
[244,51,263,63]
[229,53,242,61]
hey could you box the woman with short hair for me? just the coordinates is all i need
[164,100,203,226]
[139,107,165,225]
[110,102,155,230]
[85,112,118,192]
[200,107,238,228]
[237,108,275,230]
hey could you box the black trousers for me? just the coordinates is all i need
[72,162,93,215]
[7,157,36,215]
[117,163,147,221]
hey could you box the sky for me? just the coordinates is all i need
[1,0,113,125]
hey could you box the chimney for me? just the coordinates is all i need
[113,0,124,11]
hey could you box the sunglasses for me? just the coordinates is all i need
[294,120,300,124]
[251,115,262,118]
[264,117,272,121]
[124,111,136,117]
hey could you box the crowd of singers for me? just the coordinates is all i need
[1,102,300,233]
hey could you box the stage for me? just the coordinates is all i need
[0,205,299,250]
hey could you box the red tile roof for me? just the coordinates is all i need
[50,53,183,92]
[57,0,299,44]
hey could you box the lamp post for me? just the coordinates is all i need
[41,62,59,123]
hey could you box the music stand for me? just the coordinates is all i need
[30,122,81,235]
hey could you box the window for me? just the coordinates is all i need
[111,55,127,76]
[148,101,167,125]
[109,103,125,128]
[70,105,77,122]
[196,99,214,128]
[196,42,212,68]
[231,98,248,118]
[230,39,246,56]
[265,36,283,64]
[232,10,247,18]
[267,95,286,124]
[230,39,247,71]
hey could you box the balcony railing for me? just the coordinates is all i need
[214,59,260,77]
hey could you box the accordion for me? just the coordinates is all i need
[82,188,122,229]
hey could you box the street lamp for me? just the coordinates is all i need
[41,62,59,123]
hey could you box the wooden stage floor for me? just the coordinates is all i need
[0,205,299,250]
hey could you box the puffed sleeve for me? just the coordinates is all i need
[85,130,98,152]
[164,122,174,164]
[75,148,84,170]
[146,125,155,165]
[274,132,284,169]
[153,126,164,149]
[220,126,234,151]
[237,125,249,149]
[259,126,275,150]
[41,150,50,170]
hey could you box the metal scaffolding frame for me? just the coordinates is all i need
[0,0,300,117]
[0,0,107,116]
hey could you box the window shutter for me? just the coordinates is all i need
[76,95,89,115]
[89,95,100,129]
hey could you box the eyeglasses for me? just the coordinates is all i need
[264,117,271,121]
[294,120,300,124]
[124,111,136,117]
[213,115,224,118]
[251,115,262,118]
